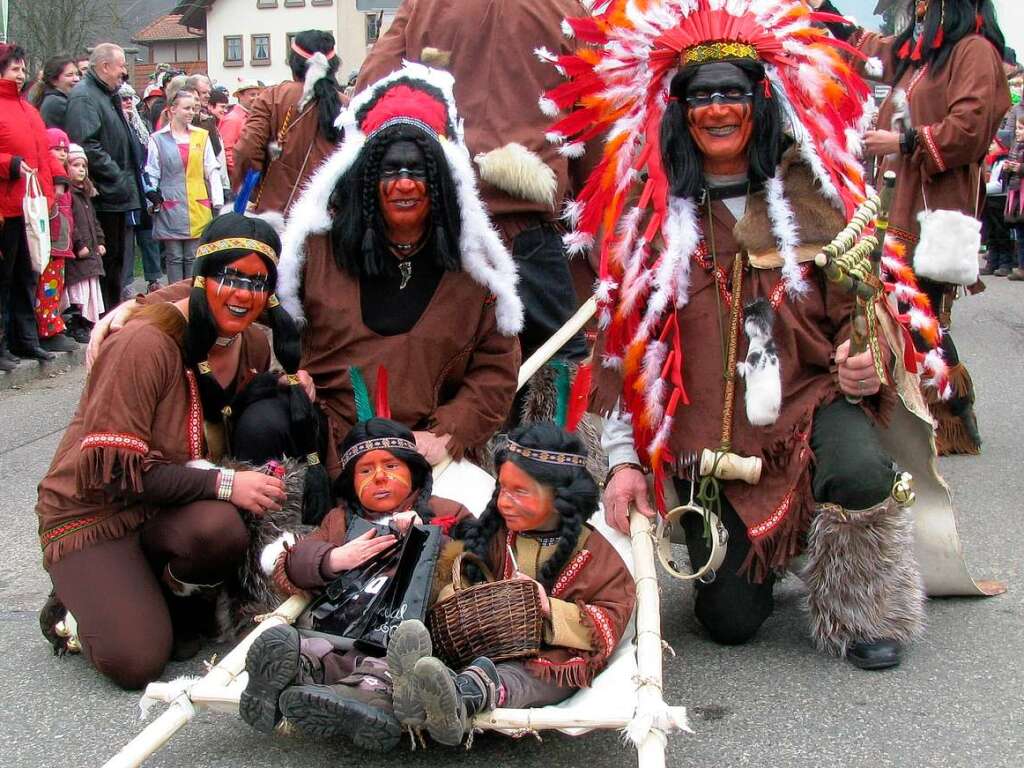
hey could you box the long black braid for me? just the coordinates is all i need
[463,422,599,592]
[329,122,462,279]
[288,29,341,143]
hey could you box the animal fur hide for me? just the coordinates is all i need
[914,209,981,286]
[736,298,781,426]
[474,143,558,207]
[215,459,313,641]
[802,500,926,656]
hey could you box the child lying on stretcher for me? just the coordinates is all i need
[239,417,470,751]
[388,421,636,748]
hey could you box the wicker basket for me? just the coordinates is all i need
[428,552,543,669]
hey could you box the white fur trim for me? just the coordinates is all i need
[914,209,981,285]
[260,532,296,576]
[248,209,286,235]
[298,52,330,112]
[474,143,558,207]
[765,173,808,297]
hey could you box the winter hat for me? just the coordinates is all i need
[46,128,70,151]
[67,143,87,163]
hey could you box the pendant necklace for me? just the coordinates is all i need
[389,237,424,290]
[397,259,413,290]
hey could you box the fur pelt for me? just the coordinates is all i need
[914,209,981,286]
[733,152,847,255]
[736,298,781,426]
[215,458,313,641]
[38,590,70,656]
[474,143,558,207]
[802,500,926,656]
[420,47,451,69]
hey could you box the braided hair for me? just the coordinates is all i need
[185,213,332,524]
[463,422,599,592]
[288,29,342,143]
[891,0,1006,82]
[328,121,462,280]
[334,418,435,525]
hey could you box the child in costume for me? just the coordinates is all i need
[389,420,636,747]
[240,415,470,752]
[36,127,76,352]
[63,143,106,342]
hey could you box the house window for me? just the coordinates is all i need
[251,34,271,66]
[256,0,278,8]
[224,36,243,67]
[310,0,333,6]
[284,0,305,6]
[366,13,383,45]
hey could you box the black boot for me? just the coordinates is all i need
[846,639,903,670]
[239,625,303,733]
[279,682,401,752]
[412,656,500,746]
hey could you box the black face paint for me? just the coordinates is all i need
[685,62,754,108]
[379,139,428,182]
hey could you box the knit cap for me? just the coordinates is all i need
[67,143,87,163]
[46,127,70,151]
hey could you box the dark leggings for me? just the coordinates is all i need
[47,500,249,689]
[680,399,895,646]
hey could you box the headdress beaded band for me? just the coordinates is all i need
[340,437,418,470]
[683,41,758,66]
[507,441,587,468]
[367,116,444,142]
[194,237,279,265]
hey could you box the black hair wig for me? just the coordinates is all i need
[892,0,1006,82]
[288,29,342,143]
[328,121,462,279]
[186,213,332,524]
[462,421,599,592]
[334,417,435,524]
[659,60,786,200]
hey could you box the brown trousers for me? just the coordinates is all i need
[47,501,249,689]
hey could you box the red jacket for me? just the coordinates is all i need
[0,79,55,218]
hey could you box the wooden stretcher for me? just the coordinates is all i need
[101,297,691,767]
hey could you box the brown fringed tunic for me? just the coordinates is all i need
[592,158,897,580]
[36,306,270,568]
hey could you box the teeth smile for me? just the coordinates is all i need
[226,305,249,317]
[706,126,738,136]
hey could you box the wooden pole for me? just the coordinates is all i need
[517,296,597,389]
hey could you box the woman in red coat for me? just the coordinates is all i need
[0,43,56,368]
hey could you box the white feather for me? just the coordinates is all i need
[766,172,808,298]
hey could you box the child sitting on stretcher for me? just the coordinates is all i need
[239,417,469,752]
[388,421,636,748]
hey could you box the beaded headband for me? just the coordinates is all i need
[367,115,445,143]
[340,436,418,471]
[507,441,587,468]
[194,237,279,265]
[683,41,759,66]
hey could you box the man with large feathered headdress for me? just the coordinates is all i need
[547,0,939,669]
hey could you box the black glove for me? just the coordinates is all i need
[145,190,164,207]
[9,156,22,181]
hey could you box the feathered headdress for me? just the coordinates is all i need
[277,62,524,336]
[540,0,945,485]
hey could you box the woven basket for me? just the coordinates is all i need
[428,552,543,669]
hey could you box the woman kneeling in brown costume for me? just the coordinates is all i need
[35,213,327,689]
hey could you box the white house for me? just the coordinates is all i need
[175,0,394,88]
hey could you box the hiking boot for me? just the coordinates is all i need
[240,625,302,733]
[386,619,433,729]
[41,334,78,353]
[279,683,401,752]
[412,656,500,746]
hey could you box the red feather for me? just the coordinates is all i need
[565,363,593,433]
[375,365,391,420]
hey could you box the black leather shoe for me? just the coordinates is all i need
[847,639,902,670]
[0,348,19,364]
[0,356,15,373]
[12,346,57,362]
[41,334,78,353]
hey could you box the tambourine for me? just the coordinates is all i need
[655,503,728,583]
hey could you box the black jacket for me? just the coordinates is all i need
[39,88,69,131]
[65,71,142,214]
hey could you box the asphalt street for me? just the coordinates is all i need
[1,279,1021,768]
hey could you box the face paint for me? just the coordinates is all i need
[205,252,270,337]
[495,461,559,533]
[685,62,755,177]
[377,140,431,245]
[354,449,414,514]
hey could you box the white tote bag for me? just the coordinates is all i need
[22,169,51,274]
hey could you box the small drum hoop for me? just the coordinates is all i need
[655,503,728,582]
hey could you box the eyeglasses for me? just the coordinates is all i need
[684,90,753,108]
[211,268,269,294]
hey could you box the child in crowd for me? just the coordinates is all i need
[63,144,106,341]
[36,128,76,352]
[392,421,636,748]
[239,417,470,752]
[1003,115,1024,281]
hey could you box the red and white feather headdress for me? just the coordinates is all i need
[540,0,946,476]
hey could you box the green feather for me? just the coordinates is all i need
[550,360,571,428]
[349,366,374,422]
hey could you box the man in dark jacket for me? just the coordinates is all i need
[65,43,141,312]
